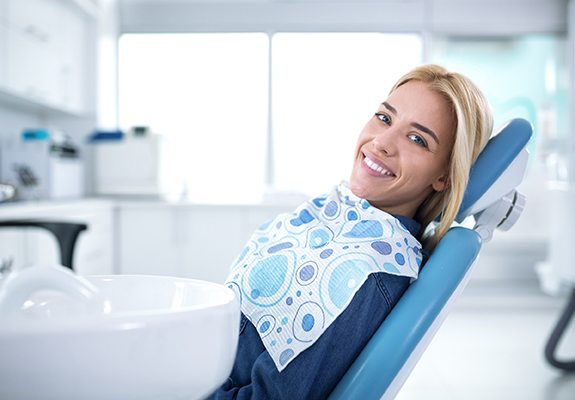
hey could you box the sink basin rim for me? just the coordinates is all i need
[0,274,239,334]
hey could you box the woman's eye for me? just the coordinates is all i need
[375,112,391,125]
[408,133,428,148]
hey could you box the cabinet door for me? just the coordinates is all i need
[118,207,183,277]
[0,25,6,88]
[25,205,115,276]
[4,25,57,103]
[6,0,52,32]
[3,0,87,112]
[0,228,28,271]
[182,208,245,283]
[4,0,60,104]
[73,208,114,276]
[51,1,87,113]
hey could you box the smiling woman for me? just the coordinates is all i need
[208,64,493,399]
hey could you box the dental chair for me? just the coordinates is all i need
[329,118,533,399]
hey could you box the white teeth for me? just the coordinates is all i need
[364,156,394,176]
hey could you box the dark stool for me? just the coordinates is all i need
[0,221,88,270]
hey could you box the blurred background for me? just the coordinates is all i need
[0,1,573,398]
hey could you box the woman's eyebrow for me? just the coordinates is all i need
[382,101,398,115]
[412,122,440,145]
[381,101,440,145]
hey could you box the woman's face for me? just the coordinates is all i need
[349,80,456,218]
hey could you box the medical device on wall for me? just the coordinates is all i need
[0,130,84,201]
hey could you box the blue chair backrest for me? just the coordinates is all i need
[329,118,533,399]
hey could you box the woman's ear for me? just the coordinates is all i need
[432,174,449,192]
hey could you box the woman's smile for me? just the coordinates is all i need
[362,152,396,177]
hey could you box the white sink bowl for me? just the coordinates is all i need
[0,265,240,400]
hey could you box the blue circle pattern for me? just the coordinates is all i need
[324,201,339,219]
[302,314,314,331]
[242,251,297,307]
[308,227,332,249]
[293,301,325,343]
[300,265,314,280]
[296,261,318,286]
[320,248,333,259]
[327,258,372,310]
[346,209,359,221]
[227,183,422,370]
[260,321,270,333]
[256,314,276,338]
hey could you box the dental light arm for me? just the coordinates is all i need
[473,189,526,242]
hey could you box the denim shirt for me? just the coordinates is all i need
[209,215,420,400]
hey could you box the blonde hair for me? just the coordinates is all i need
[390,64,493,250]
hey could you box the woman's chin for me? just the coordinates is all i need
[348,180,369,200]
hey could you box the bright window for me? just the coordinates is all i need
[119,33,269,202]
[118,33,422,201]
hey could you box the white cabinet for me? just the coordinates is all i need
[0,25,6,90]
[53,3,86,113]
[117,203,292,283]
[0,0,90,114]
[118,206,190,278]
[4,0,58,104]
[0,1,7,88]
[0,200,116,276]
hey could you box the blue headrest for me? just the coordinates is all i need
[456,118,532,221]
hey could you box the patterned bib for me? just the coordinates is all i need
[225,182,423,371]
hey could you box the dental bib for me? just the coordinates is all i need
[225,182,423,371]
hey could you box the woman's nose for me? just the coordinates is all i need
[372,127,397,155]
